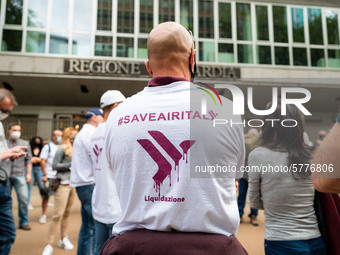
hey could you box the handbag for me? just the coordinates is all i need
[50,178,61,192]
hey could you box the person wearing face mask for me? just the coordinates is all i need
[39,130,62,224]
[42,127,78,255]
[6,123,33,231]
[0,89,28,255]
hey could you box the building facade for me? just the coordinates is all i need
[0,0,339,141]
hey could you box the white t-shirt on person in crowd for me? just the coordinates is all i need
[70,123,96,187]
[90,122,121,224]
[40,142,59,179]
[105,77,245,237]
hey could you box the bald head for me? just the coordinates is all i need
[145,22,196,79]
[148,22,193,59]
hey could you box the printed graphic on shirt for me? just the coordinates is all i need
[92,145,103,164]
[138,131,195,200]
[117,110,218,126]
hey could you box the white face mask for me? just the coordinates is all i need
[56,136,62,144]
[10,131,21,140]
[0,112,8,121]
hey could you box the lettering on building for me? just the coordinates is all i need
[64,59,241,79]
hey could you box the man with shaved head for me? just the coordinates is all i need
[103,22,247,254]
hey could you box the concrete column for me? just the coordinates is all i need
[37,110,54,141]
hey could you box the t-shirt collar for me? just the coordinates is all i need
[147,76,190,87]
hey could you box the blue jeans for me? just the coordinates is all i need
[93,220,114,255]
[7,176,29,226]
[238,178,258,218]
[265,237,327,255]
[76,184,95,255]
[27,165,44,203]
[0,184,16,255]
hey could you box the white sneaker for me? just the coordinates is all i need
[58,236,74,250]
[42,244,53,255]
[39,215,47,224]
[48,202,53,207]
[28,204,34,210]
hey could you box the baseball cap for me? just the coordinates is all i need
[85,108,104,120]
[100,90,126,109]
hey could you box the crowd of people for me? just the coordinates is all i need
[0,21,339,255]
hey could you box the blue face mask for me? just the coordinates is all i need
[56,136,62,144]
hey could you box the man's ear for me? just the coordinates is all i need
[190,49,197,73]
[145,60,153,77]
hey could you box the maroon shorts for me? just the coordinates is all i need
[100,229,248,255]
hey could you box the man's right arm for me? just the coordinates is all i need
[0,146,28,162]
[40,144,49,182]
[40,159,48,182]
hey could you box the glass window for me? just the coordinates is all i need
[95,36,112,56]
[275,46,289,65]
[308,8,323,45]
[180,0,193,32]
[328,49,340,68]
[117,37,134,58]
[218,43,234,63]
[293,47,307,66]
[118,0,134,33]
[26,31,45,53]
[73,0,92,32]
[256,5,269,41]
[27,0,48,28]
[273,6,288,43]
[311,48,325,67]
[49,33,68,54]
[138,38,148,58]
[325,10,339,45]
[237,3,252,41]
[97,0,112,31]
[257,45,271,64]
[1,29,22,51]
[291,8,305,43]
[237,44,253,63]
[159,0,175,23]
[140,0,153,34]
[5,0,23,25]
[51,0,69,30]
[199,1,214,38]
[199,41,215,62]
[219,3,232,39]
[72,34,91,56]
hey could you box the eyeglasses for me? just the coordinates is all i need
[1,108,12,114]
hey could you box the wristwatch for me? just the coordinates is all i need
[337,113,340,123]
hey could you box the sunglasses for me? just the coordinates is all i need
[1,108,12,114]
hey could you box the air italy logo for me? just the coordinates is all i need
[138,131,195,198]
[196,82,222,115]
[93,145,103,164]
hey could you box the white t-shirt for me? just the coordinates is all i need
[90,122,121,224]
[105,79,245,236]
[70,123,96,187]
[40,142,59,179]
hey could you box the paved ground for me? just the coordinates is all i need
[10,186,265,255]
